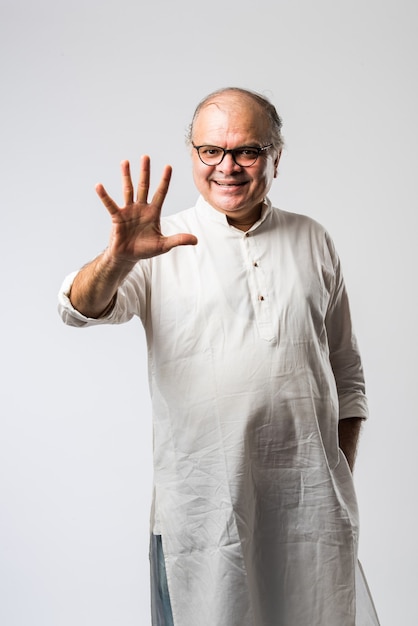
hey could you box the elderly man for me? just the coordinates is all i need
[58,88,379,626]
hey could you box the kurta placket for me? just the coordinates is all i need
[242,230,276,344]
[58,196,380,626]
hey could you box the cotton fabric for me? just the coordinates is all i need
[58,197,379,625]
[150,534,174,626]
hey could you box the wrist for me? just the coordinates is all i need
[102,247,137,273]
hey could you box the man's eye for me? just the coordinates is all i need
[236,148,259,158]
[202,147,222,156]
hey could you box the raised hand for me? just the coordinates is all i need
[96,156,197,263]
[68,156,197,318]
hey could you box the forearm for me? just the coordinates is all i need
[69,249,136,318]
[338,417,363,472]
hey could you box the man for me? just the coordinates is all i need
[58,88,379,625]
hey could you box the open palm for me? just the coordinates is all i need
[96,156,197,262]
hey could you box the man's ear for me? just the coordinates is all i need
[274,150,282,178]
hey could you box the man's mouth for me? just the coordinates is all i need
[213,180,247,187]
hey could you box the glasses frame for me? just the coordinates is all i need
[192,143,273,167]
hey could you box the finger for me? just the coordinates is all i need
[151,164,173,208]
[161,232,198,253]
[95,183,120,216]
[120,160,134,206]
[136,154,151,204]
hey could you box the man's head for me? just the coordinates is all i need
[188,88,284,228]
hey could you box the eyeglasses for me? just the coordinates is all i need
[193,143,273,167]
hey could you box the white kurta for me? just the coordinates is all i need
[59,197,379,626]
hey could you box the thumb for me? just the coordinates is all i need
[162,233,198,252]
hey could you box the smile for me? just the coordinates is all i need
[213,181,247,187]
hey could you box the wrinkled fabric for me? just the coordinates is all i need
[58,197,379,626]
[150,534,174,626]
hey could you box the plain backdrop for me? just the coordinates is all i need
[1,0,417,624]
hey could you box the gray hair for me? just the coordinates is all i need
[186,87,284,152]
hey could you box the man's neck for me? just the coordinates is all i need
[226,204,263,231]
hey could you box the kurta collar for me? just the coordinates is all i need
[195,195,273,233]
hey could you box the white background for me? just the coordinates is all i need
[1,0,417,624]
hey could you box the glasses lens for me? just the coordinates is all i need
[233,147,260,166]
[197,146,224,165]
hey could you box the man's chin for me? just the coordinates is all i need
[209,191,247,212]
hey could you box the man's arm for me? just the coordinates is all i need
[69,156,197,318]
[69,250,136,318]
[338,417,363,472]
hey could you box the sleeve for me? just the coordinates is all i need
[323,233,369,421]
[57,262,150,328]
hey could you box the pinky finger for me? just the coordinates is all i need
[95,183,119,216]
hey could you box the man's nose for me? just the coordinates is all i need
[217,153,242,173]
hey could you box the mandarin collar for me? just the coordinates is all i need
[195,196,273,232]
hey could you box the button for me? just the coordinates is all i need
[253,261,259,267]
[258,295,265,301]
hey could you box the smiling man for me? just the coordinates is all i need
[58,88,379,626]
[190,90,280,229]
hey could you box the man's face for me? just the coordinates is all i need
[191,94,280,225]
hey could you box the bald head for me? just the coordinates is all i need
[187,87,284,152]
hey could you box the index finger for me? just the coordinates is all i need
[151,164,172,208]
